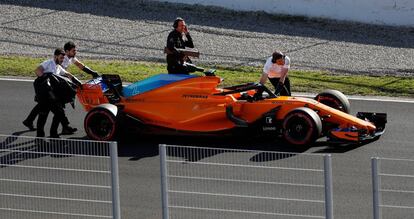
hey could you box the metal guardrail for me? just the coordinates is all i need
[0,135,120,219]
[372,157,414,219]
[160,144,333,219]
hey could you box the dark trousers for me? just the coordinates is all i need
[25,103,70,127]
[167,55,191,74]
[269,77,291,96]
[167,64,190,74]
[36,102,65,137]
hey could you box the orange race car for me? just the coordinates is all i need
[76,70,386,146]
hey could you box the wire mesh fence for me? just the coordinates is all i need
[0,135,120,219]
[372,157,414,219]
[160,144,332,219]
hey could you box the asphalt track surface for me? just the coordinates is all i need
[0,0,413,76]
[0,79,413,219]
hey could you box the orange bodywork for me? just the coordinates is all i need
[77,82,109,111]
[77,74,379,141]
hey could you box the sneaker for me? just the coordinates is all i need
[61,126,77,135]
[23,120,36,131]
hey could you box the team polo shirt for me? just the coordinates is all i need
[263,56,290,78]
[62,55,79,70]
[40,59,68,76]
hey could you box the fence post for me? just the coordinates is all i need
[324,155,333,219]
[372,157,380,219]
[110,141,121,219]
[159,144,169,219]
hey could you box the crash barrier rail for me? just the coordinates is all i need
[0,135,120,219]
[160,144,333,219]
[372,157,414,219]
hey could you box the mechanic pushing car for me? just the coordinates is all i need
[259,51,291,96]
[62,41,99,77]
[23,41,98,134]
[31,48,75,138]
[165,17,196,74]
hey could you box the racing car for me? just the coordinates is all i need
[76,69,386,146]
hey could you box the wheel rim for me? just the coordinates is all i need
[85,110,116,140]
[318,96,344,112]
[284,113,314,145]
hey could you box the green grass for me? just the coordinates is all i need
[1,55,413,97]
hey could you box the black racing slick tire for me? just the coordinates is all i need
[282,107,322,146]
[84,106,118,141]
[315,89,350,114]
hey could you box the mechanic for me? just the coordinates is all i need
[62,41,99,77]
[165,17,195,74]
[32,48,71,138]
[22,41,97,133]
[259,51,291,96]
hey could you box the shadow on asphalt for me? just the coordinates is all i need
[0,130,363,166]
[108,133,362,162]
[116,135,306,162]
[2,0,413,49]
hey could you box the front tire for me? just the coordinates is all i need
[283,107,322,146]
[315,89,350,114]
[84,108,117,141]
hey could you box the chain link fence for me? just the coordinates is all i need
[0,135,120,219]
[372,157,414,219]
[160,144,333,219]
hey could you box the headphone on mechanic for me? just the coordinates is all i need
[173,17,184,28]
[271,51,285,63]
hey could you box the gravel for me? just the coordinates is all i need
[0,0,413,76]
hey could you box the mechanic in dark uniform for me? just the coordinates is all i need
[166,17,195,74]
[33,48,71,138]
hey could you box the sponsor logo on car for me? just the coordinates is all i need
[182,94,208,99]
[263,126,276,131]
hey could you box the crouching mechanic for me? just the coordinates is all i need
[34,48,73,138]
[259,51,291,96]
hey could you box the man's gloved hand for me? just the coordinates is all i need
[274,81,284,96]
[83,66,99,78]
[91,71,99,78]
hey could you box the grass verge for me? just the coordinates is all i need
[1,55,413,97]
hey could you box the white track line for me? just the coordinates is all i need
[1,77,413,103]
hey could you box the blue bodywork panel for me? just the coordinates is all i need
[123,74,197,97]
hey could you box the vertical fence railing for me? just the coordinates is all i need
[372,157,414,219]
[372,157,381,219]
[324,155,333,219]
[160,144,333,219]
[0,135,120,219]
[110,141,121,219]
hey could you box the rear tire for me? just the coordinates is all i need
[315,89,350,114]
[283,107,322,146]
[84,108,117,141]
